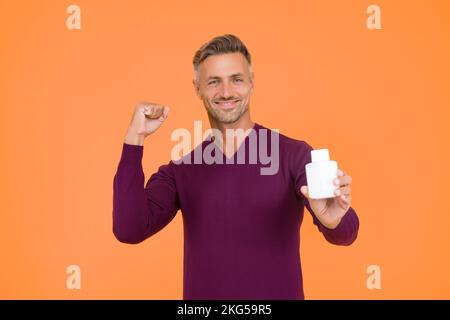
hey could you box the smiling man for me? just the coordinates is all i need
[113,34,359,300]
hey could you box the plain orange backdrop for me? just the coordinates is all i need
[0,0,449,299]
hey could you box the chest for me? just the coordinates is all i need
[175,163,300,224]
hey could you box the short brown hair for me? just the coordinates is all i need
[193,34,252,77]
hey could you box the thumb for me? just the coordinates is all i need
[300,185,309,198]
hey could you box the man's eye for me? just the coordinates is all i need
[208,80,218,85]
[233,78,243,83]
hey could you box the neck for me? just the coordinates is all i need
[207,110,255,157]
[208,110,254,137]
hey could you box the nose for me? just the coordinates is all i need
[219,81,232,98]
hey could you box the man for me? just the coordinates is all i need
[113,34,359,299]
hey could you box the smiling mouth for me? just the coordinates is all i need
[213,100,239,109]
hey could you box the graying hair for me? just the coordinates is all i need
[193,34,252,81]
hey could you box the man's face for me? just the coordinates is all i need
[194,52,254,124]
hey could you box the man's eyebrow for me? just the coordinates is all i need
[206,73,244,80]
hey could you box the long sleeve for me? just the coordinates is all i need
[291,140,359,246]
[112,143,180,244]
[304,198,359,246]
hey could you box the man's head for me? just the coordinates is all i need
[193,34,254,125]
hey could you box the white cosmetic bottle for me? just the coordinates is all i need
[305,149,338,199]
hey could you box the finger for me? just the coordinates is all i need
[157,109,169,122]
[156,106,170,122]
[339,194,352,205]
[137,101,149,111]
[334,186,351,197]
[333,175,352,187]
[163,106,170,118]
[143,104,152,115]
[335,191,351,206]
[142,102,154,113]
[151,106,165,118]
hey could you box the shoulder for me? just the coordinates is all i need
[256,123,312,154]
[280,133,312,153]
[280,134,313,171]
[255,123,313,171]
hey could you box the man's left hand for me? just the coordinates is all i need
[300,169,352,229]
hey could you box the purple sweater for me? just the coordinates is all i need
[113,123,359,299]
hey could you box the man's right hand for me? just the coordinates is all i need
[124,102,170,146]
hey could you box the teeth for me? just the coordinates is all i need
[216,101,237,105]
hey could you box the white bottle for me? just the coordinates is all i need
[305,149,338,199]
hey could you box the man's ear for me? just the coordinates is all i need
[192,79,201,98]
[250,71,255,92]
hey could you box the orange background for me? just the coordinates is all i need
[0,0,449,299]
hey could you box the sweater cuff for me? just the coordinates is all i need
[120,142,143,164]
[319,207,354,235]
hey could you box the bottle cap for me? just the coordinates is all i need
[311,149,330,162]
